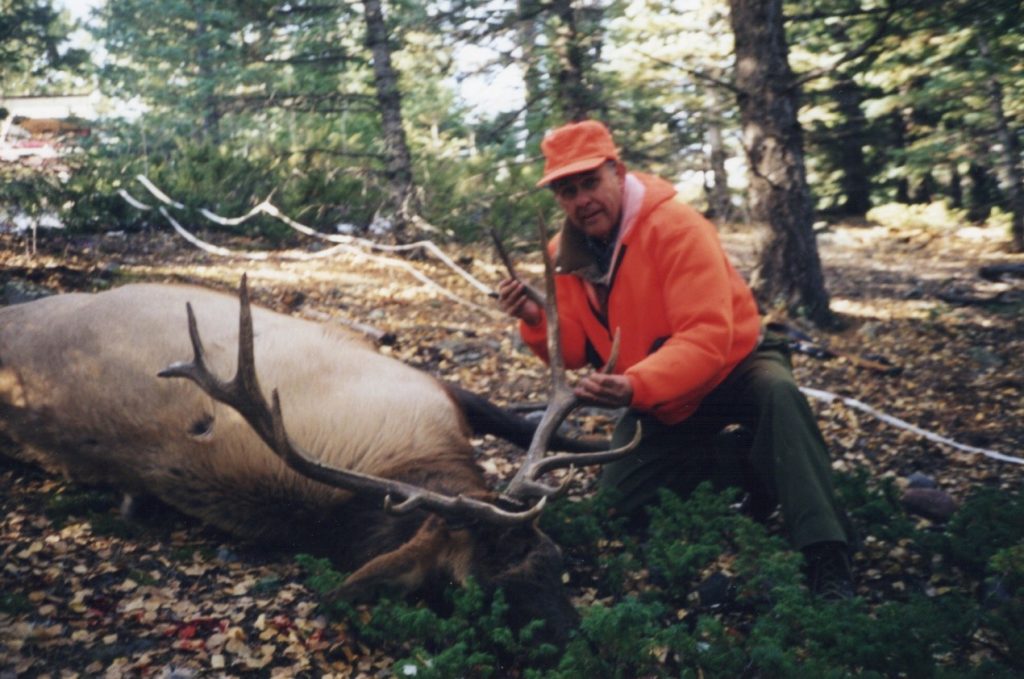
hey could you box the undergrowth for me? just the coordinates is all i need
[299,475,1024,677]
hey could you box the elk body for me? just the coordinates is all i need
[0,278,633,639]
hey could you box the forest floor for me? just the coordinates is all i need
[1,215,1022,677]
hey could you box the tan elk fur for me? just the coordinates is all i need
[0,282,604,638]
[0,284,479,543]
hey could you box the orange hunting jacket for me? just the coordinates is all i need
[520,172,761,425]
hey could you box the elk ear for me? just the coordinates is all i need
[333,515,471,600]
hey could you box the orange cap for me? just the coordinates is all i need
[536,120,619,187]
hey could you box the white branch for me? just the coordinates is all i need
[801,387,1023,465]
[133,176,497,301]
[159,208,271,260]
[118,189,153,211]
[153,206,494,313]
[135,175,185,208]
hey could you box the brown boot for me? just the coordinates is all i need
[803,541,855,600]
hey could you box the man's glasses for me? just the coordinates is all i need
[551,173,603,201]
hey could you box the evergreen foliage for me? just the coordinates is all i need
[0,0,89,92]
[6,0,1020,253]
[296,478,1024,676]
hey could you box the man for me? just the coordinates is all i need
[497,120,854,598]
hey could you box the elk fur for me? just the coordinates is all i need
[1,284,563,604]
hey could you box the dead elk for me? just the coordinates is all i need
[0,277,636,640]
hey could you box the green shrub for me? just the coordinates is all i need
[297,555,556,678]
[293,479,1024,676]
[45,487,119,527]
[540,597,666,679]
[943,487,1024,576]
[538,489,626,552]
[644,484,743,597]
[835,469,915,543]
[982,543,1024,667]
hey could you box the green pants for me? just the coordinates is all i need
[601,341,850,550]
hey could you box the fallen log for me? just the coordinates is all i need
[979,263,1024,282]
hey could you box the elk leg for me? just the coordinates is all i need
[119,491,173,522]
[334,515,470,600]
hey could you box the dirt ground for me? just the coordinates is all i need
[1,218,1021,676]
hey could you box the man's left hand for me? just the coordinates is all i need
[574,373,633,408]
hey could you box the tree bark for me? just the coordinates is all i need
[551,0,598,121]
[704,87,735,222]
[949,161,964,209]
[910,171,937,204]
[363,0,418,233]
[977,32,1024,252]
[729,0,832,325]
[967,160,997,223]
[890,111,911,203]
[832,77,871,217]
[517,0,545,146]
[192,10,221,144]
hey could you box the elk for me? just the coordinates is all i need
[0,255,637,640]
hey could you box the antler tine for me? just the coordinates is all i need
[160,276,544,526]
[490,227,545,307]
[503,220,641,501]
[519,421,642,481]
[505,215,585,499]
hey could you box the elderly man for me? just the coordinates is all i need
[498,120,854,598]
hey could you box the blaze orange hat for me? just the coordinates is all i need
[536,120,619,187]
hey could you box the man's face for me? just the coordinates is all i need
[550,161,626,241]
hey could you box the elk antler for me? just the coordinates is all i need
[489,226,545,307]
[503,217,641,501]
[159,275,546,526]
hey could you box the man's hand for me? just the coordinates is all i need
[497,278,543,326]
[574,373,633,409]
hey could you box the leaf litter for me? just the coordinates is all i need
[0,220,1021,675]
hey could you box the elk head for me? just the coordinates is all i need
[158,225,638,643]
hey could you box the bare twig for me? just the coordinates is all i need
[791,2,896,89]
[489,227,545,306]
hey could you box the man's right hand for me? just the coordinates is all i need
[497,278,543,326]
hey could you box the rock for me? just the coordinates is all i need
[2,279,53,305]
[981,577,1014,608]
[858,322,882,339]
[697,571,733,607]
[968,346,1004,370]
[901,487,958,522]
[906,472,938,489]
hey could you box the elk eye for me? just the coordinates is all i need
[188,413,215,439]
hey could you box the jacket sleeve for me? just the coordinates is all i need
[624,210,739,414]
[517,276,591,370]
[518,237,591,369]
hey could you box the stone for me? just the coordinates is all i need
[901,487,958,522]
[906,472,938,489]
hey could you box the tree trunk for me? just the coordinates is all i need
[728,0,832,325]
[890,112,911,203]
[704,92,735,221]
[551,0,595,121]
[363,0,418,234]
[967,160,997,223]
[949,161,964,209]
[977,32,1024,252]
[910,172,936,204]
[192,11,221,144]
[832,77,871,217]
[517,0,545,146]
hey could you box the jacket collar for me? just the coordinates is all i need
[555,173,646,284]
